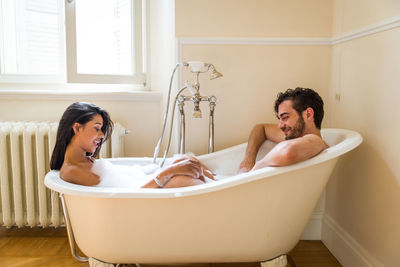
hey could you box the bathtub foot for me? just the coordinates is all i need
[88,258,142,267]
[260,255,288,267]
[88,257,115,267]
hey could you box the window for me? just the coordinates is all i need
[0,0,145,85]
[0,0,64,82]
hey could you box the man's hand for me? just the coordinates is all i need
[238,124,284,173]
[238,156,255,173]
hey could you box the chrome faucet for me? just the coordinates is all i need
[153,62,223,167]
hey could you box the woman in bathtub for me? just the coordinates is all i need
[50,102,214,188]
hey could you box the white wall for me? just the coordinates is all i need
[148,0,177,156]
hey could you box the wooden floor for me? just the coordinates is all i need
[0,227,341,267]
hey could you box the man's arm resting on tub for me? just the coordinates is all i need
[239,124,284,172]
[252,134,328,170]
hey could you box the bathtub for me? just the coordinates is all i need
[44,128,362,265]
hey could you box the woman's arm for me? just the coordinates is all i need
[163,176,204,188]
[171,155,215,181]
[141,158,206,188]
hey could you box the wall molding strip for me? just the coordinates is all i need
[178,37,332,46]
[332,15,400,44]
[177,15,400,47]
[322,214,384,267]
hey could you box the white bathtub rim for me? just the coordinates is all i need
[44,128,362,199]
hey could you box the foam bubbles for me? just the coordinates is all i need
[92,159,154,188]
[91,157,217,188]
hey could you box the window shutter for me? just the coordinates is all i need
[1,0,61,75]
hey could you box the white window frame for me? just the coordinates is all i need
[0,0,147,86]
[65,0,146,85]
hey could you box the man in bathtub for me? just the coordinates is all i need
[239,87,329,172]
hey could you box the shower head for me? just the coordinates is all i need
[209,64,223,80]
[182,61,223,80]
[185,61,207,73]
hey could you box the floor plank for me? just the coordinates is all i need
[0,227,341,266]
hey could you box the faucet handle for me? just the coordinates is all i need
[193,109,202,118]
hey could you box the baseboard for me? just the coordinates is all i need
[300,211,323,240]
[321,214,384,267]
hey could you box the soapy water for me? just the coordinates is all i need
[91,159,157,188]
[91,140,278,188]
[91,154,218,188]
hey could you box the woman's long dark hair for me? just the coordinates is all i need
[50,102,114,170]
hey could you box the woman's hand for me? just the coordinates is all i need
[144,156,215,188]
[172,155,215,181]
[168,158,202,178]
[150,158,202,188]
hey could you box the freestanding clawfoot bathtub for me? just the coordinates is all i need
[45,128,362,266]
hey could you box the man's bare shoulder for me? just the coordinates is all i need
[297,134,329,151]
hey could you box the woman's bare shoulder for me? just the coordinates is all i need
[60,162,100,186]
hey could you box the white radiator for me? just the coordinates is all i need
[0,121,127,228]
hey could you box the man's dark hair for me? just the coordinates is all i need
[274,87,324,129]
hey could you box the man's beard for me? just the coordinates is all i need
[284,116,305,140]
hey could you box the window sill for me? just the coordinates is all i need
[0,84,162,102]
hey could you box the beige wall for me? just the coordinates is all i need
[176,0,333,37]
[325,1,400,266]
[180,44,331,154]
[332,0,400,36]
[175,0,333,155]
